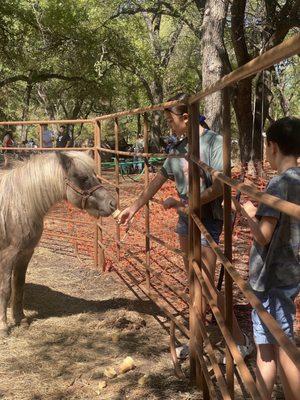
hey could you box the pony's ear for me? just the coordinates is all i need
[56,152,73,171]
[85,149,94,158]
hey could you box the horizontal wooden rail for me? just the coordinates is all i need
[191,211,300,368]
[189,33,300,104]
[0,119,94,126]
[95,99,186,121]
[0,119,95,126]
[98,147,181,159]
[190,155,300,220]
[0,146,92,151]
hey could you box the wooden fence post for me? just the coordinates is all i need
[143,113,151,293]
[222,87,234,397]
[94,120,105,270]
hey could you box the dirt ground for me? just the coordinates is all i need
[0,247,199,400]
[0,159,295,399]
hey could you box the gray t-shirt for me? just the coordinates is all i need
[160,129,223,220]
[249,167,300,292]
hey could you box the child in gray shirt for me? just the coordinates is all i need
[234,117,300,400]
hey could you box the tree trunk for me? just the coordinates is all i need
[232,78,253,164]
[252,71,273,162]
[21,83,33,142]
[201,0,229,133]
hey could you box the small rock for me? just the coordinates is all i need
[119,356,136,374]
[138,374,150,386]
[103,367,117,379]
[97,380,107,391]
[111,333,120,343]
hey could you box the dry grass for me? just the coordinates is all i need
[0,248,199,400]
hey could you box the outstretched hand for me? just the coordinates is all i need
[162,197,181,210]
[117,206,136,227]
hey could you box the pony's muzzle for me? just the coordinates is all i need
[108,198,117,212]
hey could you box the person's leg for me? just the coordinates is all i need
[178,234,189,275]
[274,285,300,400]
[277,346,300,400]
[4,153,9,168]
[256,344,277,400]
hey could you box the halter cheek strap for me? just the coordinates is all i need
[64,178,103,209]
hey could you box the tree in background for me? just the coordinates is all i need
[0,0,299,160]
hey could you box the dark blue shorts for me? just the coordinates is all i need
[175,214,223,247]
[252,284,300,345]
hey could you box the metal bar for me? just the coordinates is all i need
[123,268,190,338]
[45,216,94,226]
[38,124,43,148]
[94,121,105,270]
[114,118,121,261]
[42,230,93,243]
[126,249,189,305]
[0,118,94,126]
[143,113,151,293]
[188,100,208,393]
[191,212,300,368]
[189,33,300,104]
[169,322,186,379]
[0,146,93,151]
[98,146,181,158]
[95,99,186,121]
[96,174,118,188]
[189,156,300,220]
[222,87,234,396]
[147,233,187,259]
[194,313,232,400]
[195,347,218,399]
[192,260,263,400]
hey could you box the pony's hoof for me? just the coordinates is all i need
[19,318,29,328]
[0,327,9,338]
[13,315,29,328]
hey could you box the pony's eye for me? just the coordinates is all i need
[78,175,88,183]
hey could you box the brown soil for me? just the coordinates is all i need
[0,248,199,400]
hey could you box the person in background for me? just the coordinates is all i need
[2,130,14,168]
[233,117,300,400]
[133,134,144,173]
[56,125,72,148]
[42,123,54,148]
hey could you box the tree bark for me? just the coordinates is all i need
[201,0,229,133]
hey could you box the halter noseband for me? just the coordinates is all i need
[64,178,103,209]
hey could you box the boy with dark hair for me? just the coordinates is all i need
[234,116,300,399]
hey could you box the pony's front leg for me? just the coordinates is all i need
[11,250,34,327]
[0,252,15,337]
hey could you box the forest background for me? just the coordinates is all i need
[0,0,299,163]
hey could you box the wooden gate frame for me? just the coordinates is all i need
[1,32,299,399]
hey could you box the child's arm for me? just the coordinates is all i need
[237,200,278,246]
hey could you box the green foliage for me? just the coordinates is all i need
[0,0,299,146]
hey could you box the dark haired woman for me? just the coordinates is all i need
[118,93,253,359]
[2,131,14,168]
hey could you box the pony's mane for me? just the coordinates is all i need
[0,151,94,238]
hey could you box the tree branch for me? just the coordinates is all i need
[0,73,91,88]
[231,0,251,66]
